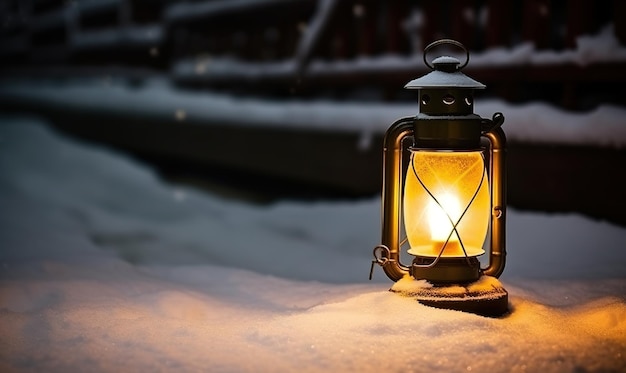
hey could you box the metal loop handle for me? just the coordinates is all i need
[481,112,505,134]
[423,39,470,70]
[491,112,505,131]
[369,245,391,280]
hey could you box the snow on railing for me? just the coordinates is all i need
[4,0,626,68]
[1,0,625,112]
[76,0,121,15]
[165,0,307,24]
[173,24,626,84]
[1,77,625,149]
[70,24,164,50]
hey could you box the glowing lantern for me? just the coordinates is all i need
[370,40,508,317]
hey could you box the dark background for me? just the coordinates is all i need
[1,0,625,226]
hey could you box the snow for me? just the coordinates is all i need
[470,25,626,67]
[70,25,164,50]
[173,23,626,82]
[307,24,626,73]
[175,56,297,81]
[1,77,626,149]
[165,0,300,23]
[1,114,625,372]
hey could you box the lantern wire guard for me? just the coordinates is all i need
[369,40,508,317]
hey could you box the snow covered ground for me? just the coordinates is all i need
[1,115,625,372]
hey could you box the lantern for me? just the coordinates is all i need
[369,39,508,317]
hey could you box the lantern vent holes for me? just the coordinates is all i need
[443,94,455,105]
[421,93,474,107]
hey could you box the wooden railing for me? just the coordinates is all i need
[1,0,626,110]
[2,0,626,225]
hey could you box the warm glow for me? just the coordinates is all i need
[427,192,461,243]
[404,150,489,258]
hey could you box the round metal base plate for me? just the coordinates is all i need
[390,275,509,317]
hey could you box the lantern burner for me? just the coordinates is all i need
[411,256,481,284]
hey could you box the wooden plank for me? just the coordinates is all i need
[420,1,442,48]
[522,0,552,50]
[484,0,514,48]
[385,0,410,54]
[449,0,478,50]
[354,0,378,57]
[613,0,626,45]
[565,0,595,49]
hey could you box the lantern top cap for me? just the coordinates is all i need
[432,56,462,71]
[404,39,486,90]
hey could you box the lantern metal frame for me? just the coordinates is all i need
[369,39,508,317]
[372,115,506,280]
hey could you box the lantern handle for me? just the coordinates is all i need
[369,245,391,280]
[481,112,505,133]
[376,116,415,282]
[423,39,470,70]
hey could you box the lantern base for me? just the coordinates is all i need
[390,275,509,317]
[411,256,481,284]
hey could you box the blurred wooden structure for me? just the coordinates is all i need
[1,0,625,109]
[1,0,626,226]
